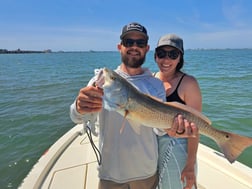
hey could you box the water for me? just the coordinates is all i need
[0,50,252,188]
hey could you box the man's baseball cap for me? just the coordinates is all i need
[120,22,149,40]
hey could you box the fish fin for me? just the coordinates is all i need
[128,120,142,135]
[165,101,212,124]
[214,129,252,163]
[120,110,129,134]
[119,119,127,134]
[120,109,141,134]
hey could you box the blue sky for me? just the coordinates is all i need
[1,0,252,51]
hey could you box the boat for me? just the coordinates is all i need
[19,124,252,189]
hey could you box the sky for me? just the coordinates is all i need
[1,0,252,51]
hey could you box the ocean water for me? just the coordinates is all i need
[0,49,252,188]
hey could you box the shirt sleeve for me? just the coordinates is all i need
[69,100,84,124]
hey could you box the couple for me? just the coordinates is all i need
[70,22,201,189]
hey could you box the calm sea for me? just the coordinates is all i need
[0,50,252,188]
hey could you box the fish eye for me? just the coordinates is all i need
[110,76,116,80]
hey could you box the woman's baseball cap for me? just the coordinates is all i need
[156,34,184,54]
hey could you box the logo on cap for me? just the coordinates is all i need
[120,22,148,40]
[127,23,144,32]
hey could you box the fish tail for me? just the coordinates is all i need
[215,130,252,163]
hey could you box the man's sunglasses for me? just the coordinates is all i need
[122,38,147,48]
[156,49,180,60]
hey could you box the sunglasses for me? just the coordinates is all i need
[156,49,180,60]
[122,38,147,48]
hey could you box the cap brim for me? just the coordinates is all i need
[120,31,148,40]
[156,44,183,54]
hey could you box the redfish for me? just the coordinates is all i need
[102,67,252,163]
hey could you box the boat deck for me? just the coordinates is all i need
[41,132,99,189]
[19,124,252,189]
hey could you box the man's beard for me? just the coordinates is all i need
[121,52,146,68]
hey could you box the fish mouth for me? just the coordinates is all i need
[102,68,112,87]
[103,67,109,75]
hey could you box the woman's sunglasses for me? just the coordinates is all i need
[156,49,180,60]
[122,38,147,48]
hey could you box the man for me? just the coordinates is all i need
[70,22,197,189]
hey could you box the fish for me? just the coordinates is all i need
[102,67,252,163]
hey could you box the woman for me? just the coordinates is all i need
[154,34,201,189]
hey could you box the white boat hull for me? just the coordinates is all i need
[19,124,252,189]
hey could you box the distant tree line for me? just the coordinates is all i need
[0,49,52,54]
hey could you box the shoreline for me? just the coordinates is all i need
[0,49,52,54]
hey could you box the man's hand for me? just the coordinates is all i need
[76,86,103,114]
